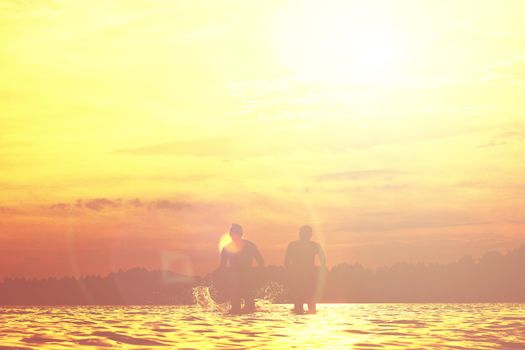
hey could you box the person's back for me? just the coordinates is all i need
[286,239,322,271]
[285,225,325,314]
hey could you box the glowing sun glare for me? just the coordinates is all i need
[218,232,232,252]
[273,1,408,85]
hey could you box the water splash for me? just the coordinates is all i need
[256,281,284,303]
[192,286,229,312]
[193,282,284,313]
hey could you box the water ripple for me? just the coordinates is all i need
[1,304,524,349]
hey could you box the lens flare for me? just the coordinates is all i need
[218,232,232,252]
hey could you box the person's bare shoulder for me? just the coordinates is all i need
[311,241,322,250]
[288,240,301,247]
[244,239,258,250]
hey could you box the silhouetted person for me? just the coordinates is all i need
[285,225,326,314]
[220,223,264,314]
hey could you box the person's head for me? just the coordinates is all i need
[229,223,243,242]
[299,225,313,240]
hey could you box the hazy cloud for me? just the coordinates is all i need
[479,129,525,148]
[148,199,189,211]
[113,135,307,159]
[481,55,525,82]
[48,203,72,211]
[42,197,192,214]
[331,210,493,233]
[127,198,144,207]
[316,169,404,182]
[114,138,232,157]
[77,198,120,211]
[0,205,18,214]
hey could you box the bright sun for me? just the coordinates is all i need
[272,1,408,85]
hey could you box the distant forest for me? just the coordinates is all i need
[1,245,524,305]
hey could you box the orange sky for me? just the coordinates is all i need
[1,0,525,278]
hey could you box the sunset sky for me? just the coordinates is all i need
[1,0,524,279]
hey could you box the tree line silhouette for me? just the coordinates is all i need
[1,245,524,305]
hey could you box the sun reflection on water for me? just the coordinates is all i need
[1,304,524,349]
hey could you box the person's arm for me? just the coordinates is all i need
[220,248,227,269]
[317,244,326,268]
[284,243,292,268]
[253,245,264,268]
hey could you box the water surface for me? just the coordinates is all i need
[1,303,524,349]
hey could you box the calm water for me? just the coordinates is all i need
[1,303,524,349]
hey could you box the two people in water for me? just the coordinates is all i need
[219,223,326,314]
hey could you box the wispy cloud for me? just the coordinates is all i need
[479,129,525,148]
[114,138,234,157]
[113,135,308,158]
[0,205,19,214]
[45,197,193,213]
[480,55,525,83]
[315,169,405,182]
[330,210,494,233]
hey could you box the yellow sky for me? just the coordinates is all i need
[1,0,525,277]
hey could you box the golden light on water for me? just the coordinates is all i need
[2,304,524,348]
